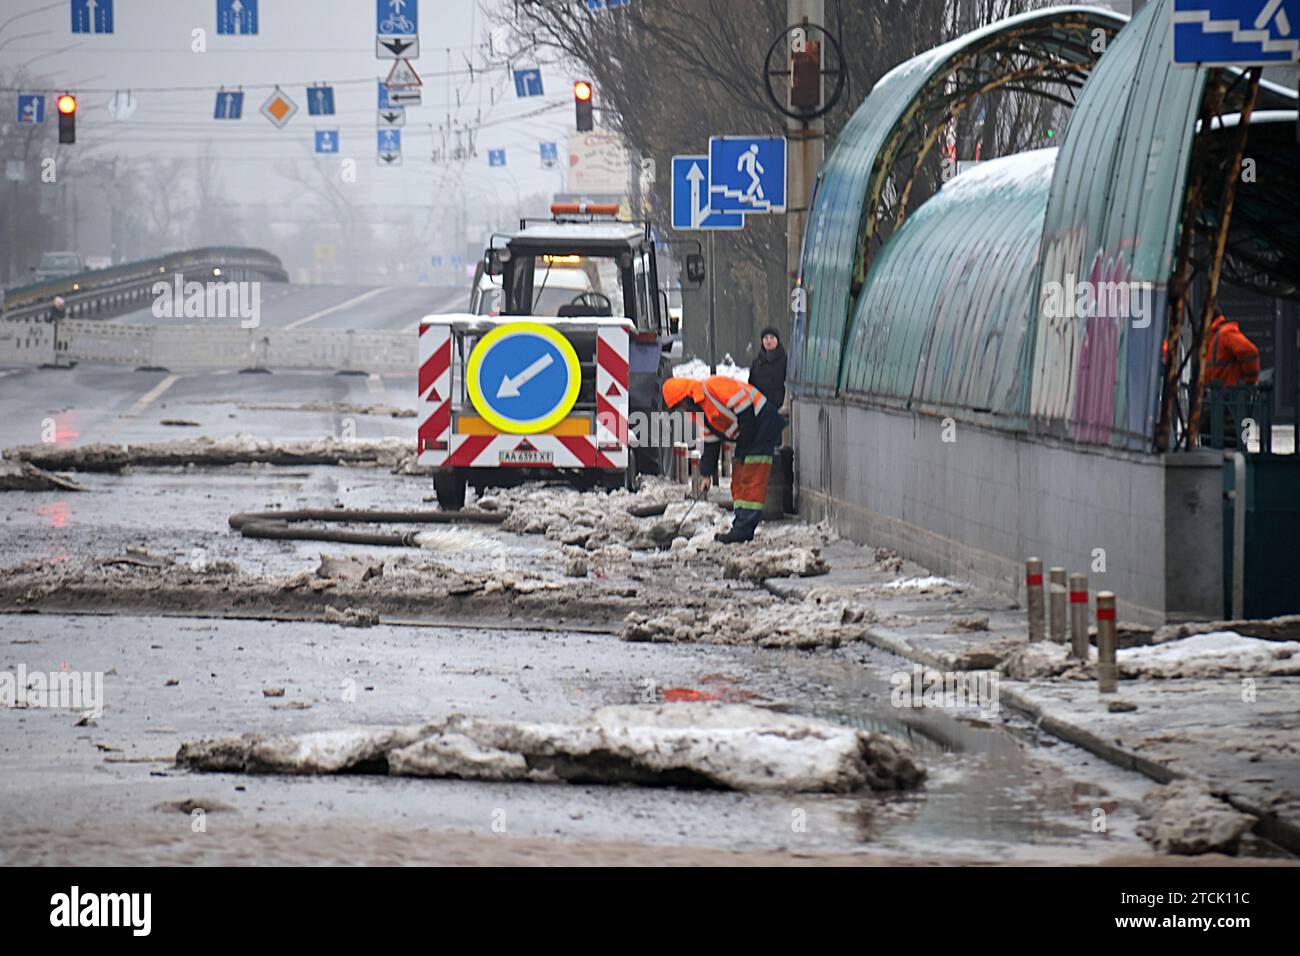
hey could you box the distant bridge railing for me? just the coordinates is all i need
[0,246,289,323]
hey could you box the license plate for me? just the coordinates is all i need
[499,449,554,465]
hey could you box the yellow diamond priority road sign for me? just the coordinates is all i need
[260,87,298,128]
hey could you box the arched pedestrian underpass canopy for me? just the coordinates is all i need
[795,0,1300,452]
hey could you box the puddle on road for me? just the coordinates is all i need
[740,648,1149,860]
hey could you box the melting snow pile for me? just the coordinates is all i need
[672,356,748,381]
[623,599,872,648]
[1119,631,1300,679]
[1002,630,1300,681]
[723,547,829,581]
[176,703,926,793]
[1137,780,1257,855]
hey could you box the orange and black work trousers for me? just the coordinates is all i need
[722,403,786,541]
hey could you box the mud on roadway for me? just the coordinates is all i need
[0,445,1292,865]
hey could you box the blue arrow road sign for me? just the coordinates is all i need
[488,149,507,167]
[213,90,244,119]
[377,129,402,153]
[17,94,45,125]
[513,69,544,98]
[377,0,418,35]
[432,256,443,267]
[217,0,258,35]
[671,155,744,231]
[469,326,580,431]
[540,142,559,167]
[71,0,113,34]
[708,136,786,215]
[1173,0,1300,65]
[315,130,339,154]
[307,86,335,116]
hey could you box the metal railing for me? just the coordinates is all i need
[0,247,289,324]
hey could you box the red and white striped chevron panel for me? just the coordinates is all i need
[595,325,629,469]
[417,323,452,467]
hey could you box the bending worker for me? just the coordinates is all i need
[663,375,786,544]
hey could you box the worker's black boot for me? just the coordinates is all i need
[714,508,761,544]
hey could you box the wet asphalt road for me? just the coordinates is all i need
[0,281,1169,864]
[0,284,465,450]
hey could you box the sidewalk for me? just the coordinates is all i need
[765,538,1300,855]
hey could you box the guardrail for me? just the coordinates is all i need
[0,246,289,324]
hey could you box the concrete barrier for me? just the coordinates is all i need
[0,319,415,375]
[0,317,56,365]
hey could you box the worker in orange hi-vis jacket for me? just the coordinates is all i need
[662,375,786,544]
[1205,313,1261,387]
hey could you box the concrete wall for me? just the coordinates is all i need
[793,399,1223,625]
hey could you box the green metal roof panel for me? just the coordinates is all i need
[1030,0,1206,449]
[795,5,1128,395]
[840,149,1055,423]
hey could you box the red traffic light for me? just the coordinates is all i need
[573,81,593,102]
[57,94,77,114]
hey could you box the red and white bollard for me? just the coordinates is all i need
[1069,573,1089,661]
[1096,590,1118,693]
[1049,567,1067,644]
[1026,558,1046,643]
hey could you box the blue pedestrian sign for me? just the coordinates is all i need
[709,136,786,214]
[466,322,583,434]
[376,0,418,36]
[214,90,244,119]
[488,149,507,167]
[671,155,744,231]
[217,0,258,36]
[513,69,544,98]
[315,130,339,154]
[71,0,113,34]
[1173,1,1300,65]
[17,94,45,125]
[307,86,335,116]
[377,129,402,154]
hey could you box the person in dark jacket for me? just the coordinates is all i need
[748,326,787,410]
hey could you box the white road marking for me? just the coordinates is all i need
[123,374,179,419]
[284,288,393,330]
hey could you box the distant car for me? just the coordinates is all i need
[469,262,596,317]
[33,252,86,282]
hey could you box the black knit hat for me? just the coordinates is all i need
[760,326,781,342]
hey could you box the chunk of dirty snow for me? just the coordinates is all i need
[177,725,436,774]
[1137,780,1256,855]
[323,605,380,628]
[723,547,829,581]
[1118,631,1300,679]
[880,575,961,593]
[0,458,84,492]
[672,357,748,381]
[176,705,925,793]
[622,600,871,648]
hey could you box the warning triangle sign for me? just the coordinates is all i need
[385,58,423,89]
[426,386,440,402]
[515,439,537,452]
[605,382,622,397]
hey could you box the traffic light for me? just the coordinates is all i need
[790,40,822,110]
[574,80,593,132]
[57,94,76,144]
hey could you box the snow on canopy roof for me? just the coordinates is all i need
[795,4,1129,397]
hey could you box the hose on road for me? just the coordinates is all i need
[229,508,505,548]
